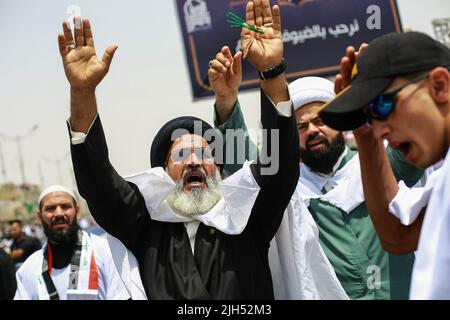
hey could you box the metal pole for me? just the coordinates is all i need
[38,161,45,187]
[56,160,63,185]
[0,140,7,182]
[69,166,77,191]
[16,137,26,185]
[0,124,38,185]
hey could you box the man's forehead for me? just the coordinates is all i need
[41,192,75,205]
[172,134,209,148]
[296,102,325,121]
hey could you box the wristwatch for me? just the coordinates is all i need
[258,59,287,80]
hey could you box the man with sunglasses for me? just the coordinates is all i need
[59,0,300,299]
[320,31,450,299]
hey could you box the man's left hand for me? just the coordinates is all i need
[241,0,283,71]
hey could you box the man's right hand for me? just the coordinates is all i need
[208,46,242,98]
[58,17,118,91]
[58,17,118,133]
[334,43,368,95]
[333,43,371,140]
[208,46,242,125]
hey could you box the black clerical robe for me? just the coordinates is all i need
[69,91,300,299]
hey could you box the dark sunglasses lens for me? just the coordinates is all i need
[370,96,394,119]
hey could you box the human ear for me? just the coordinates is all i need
[429,67,450,104]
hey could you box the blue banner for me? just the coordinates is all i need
[176,0,401,99]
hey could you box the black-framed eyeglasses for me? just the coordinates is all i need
[169,147,215,163]
[367,72,429,123]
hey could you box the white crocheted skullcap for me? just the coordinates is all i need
[38,185,77,207]
[288,76,336,111]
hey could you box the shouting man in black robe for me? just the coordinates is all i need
[58,0,299,299]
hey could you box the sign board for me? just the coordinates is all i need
[175,0,402,99]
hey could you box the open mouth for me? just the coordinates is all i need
[391,141,412,160]
[307,140,326,149]
[183,171,206,189]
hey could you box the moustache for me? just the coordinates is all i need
[51,217,69,226]
[306,133,329,149]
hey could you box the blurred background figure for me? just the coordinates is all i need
[0,247,16,300]
[8,220,42,271]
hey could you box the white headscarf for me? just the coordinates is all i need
[288,76,335,111]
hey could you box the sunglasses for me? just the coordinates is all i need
[368,72,429,123]
[169,147,215,163]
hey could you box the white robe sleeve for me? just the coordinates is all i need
[14,264,34,300]
[92,235,132,300]
[269,188,348,300]
[106,234,147,300]
[67,115,98,145]
[103,256,132,300]
[389,167,443,226]
[410,149,450,299]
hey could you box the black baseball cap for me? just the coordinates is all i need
[319,32,450,131]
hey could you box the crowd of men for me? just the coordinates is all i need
[1,0,450,300]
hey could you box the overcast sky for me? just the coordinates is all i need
[0,0,449,190]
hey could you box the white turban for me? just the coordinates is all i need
[288,76,335,111]
[38,185,77,206]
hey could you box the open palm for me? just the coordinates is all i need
[241,0,283,71]
[209,47,242,97]
[58,18,117,90]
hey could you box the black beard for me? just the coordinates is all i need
[300,132,346,175]
[43,219,79,245]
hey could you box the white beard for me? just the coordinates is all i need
[166,168,223,217]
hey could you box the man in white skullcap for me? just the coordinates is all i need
[209,44,346,300]
[14,185,134,300]
[210,53,425,299]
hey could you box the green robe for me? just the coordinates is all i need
[214,100,423,299]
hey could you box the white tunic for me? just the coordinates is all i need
[389,161,444,226]
[410,148,450,299]
[269,183,349,300]
[14,233,131,300]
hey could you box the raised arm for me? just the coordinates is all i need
[58,17,117,133]
[354,126,424,254]
[241,0,299,244]
[59,18,148,251]
[209,46,242,125]
[242,0,288,104]
[336,45,424,254]
[209,46,258,176]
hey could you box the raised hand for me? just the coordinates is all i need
[208,46,242,124]
[241,0,283,71]
[57,17,118,90]
[335,44,372,137]
[334,43,368,94]
[208,46,242,98]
